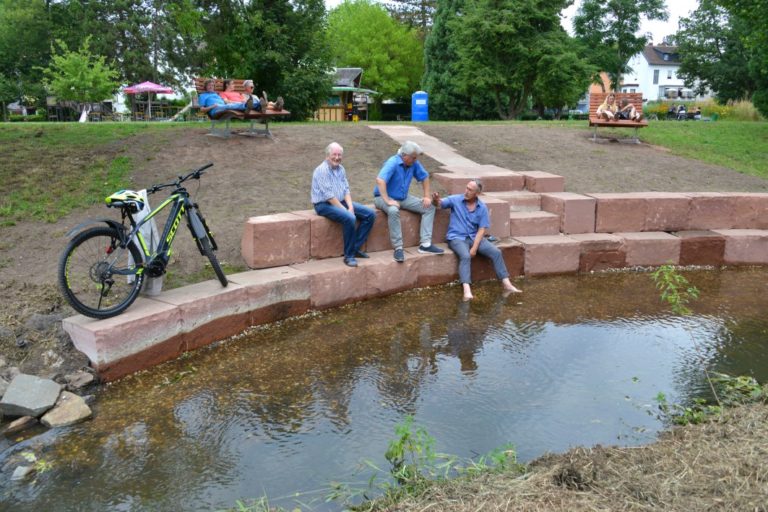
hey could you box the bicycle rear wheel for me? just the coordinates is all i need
[58,226,145,319]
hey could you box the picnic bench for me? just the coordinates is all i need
[588,92,649,143]
[193,78,290,139]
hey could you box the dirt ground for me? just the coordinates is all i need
[2,122,767,509]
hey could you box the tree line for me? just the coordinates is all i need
[1,0,766,121]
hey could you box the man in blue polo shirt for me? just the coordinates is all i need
[374,141,444,262]
[432,179,521,300]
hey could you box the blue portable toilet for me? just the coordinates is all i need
[412,91,428,122]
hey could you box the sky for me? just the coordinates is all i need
[324,0,701,45]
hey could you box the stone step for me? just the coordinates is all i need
[484,191,542,212]
[509,211,561,237]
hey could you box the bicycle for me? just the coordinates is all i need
[58,163,227,319]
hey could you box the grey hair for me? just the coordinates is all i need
[398,141,423,157]
[325,142,343,155]
[470,179,484,193]
[243,79,254,88]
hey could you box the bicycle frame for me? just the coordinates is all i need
[127,190,191,271]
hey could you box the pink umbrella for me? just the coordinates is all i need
[124,81,174,119]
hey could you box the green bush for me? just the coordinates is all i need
[9,114,46,122]
[518,111,539,121]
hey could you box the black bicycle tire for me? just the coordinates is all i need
[58,226,145,319]
[200,235,228,287]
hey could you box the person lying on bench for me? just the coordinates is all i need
[198,79,259,118]
[616,98,642,121]
[596,93,618,121]
[244,80,284,111]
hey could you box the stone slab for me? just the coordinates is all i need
[362,250,422,297]
[643,192,691,232]
[684,193,737,230]
[509,211,560,236]
[62,297,183,372]
[471,239,525,281]
[568,233,627,272]
[483,197,511,239]
[292,209,344,259]
[228,266,312,325]
[674,230,726,266]
[241,213,310,269]
[484,191,541,212]
[40,391,92,427]
[617,232,681,266]
[518,171,565,193]
[153,279,251,352]
[513,235,581,276]
[589,193,647,233]
[541,192,596,234]
[292,258,370,310]
[0,374,61,417]
[729,193,768,229]
[405,245,460,287]
[364,209,422,252]
[711,229,768,265]
[437,165,526,191]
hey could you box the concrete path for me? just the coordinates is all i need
[368,124,479,168]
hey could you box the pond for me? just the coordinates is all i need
[3,268,768,511]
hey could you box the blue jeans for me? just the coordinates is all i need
[448,237,509,284]
[208,100,260,118]
[314,201,375,258]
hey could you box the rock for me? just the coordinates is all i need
[0,366,20,381]
[81,394,95,406]
[24,313,63,332]
[11,465,35,481]
[2,416,37,436]
[0,326,13,341]
[0,377,8,398]
[40,391,92,427]
[41,350,64,369]
[64,371,95,391]
[0,374,61,417]
[15,338,28,349]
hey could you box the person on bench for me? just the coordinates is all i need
[312,142,375,268]
[432,179,521,301]
[617,98,642,121]
[242,80,284,111]
[198,79,257,118]
[596,93,618,121]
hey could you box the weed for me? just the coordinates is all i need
[651,264,700,315]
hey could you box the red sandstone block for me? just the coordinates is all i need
[519,171,565,193]
[241,213,310,269]
[725,193,768,229]
[62,298,183,381]
[711,229,768,264]
[643,192,690,232]
[484,191,541,211]
[674,230,726,266]
[405,244,459,287]
[568,233,627,272]
[292,210,344,259]
[588,193,646,233]
[684,193,737,230]
[433,173,471,194]
[154,280,250,352]
[617,232,681,266]
[292,258,369,309]
[439,165,526,191]
[540,192,596,234]
[361,251,420,297]
[509,211,560,236]
[483,197,511,238]
[513,235,581,276]
[365,209,422,252]
[227,266,311,324]
[471,239,525,281]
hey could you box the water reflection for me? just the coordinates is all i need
[2,268,768,511]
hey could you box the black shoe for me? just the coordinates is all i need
[274,96,284,111]
[344,257,358,267]
[355,250,369,259]
[393,248,404,262]
[418,244,444,254]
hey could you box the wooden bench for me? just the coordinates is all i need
[588,92,649,143]
[193,78,290,139]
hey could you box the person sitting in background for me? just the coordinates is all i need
[596,93,618,121]
[693,106,702,120]
[198,79,254,118]
[677,104,687,121]
[617,98,642,121]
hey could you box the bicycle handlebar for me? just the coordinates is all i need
[147,163,214,195]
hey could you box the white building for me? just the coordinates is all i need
[620,44,710,101]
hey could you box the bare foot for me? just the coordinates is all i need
[463,294,473,301]
[502,280,522,293]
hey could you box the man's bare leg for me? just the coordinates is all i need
[501,278,522,293]
[462,283,474,301]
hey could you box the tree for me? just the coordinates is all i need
[42,37,119,119]
[423,0,496,120]
[384,0,436,35]
[673,0,757,103]
[328,0,423,102]
[450,0,577,120]
[573,0,669,92]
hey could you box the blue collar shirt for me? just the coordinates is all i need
[440,194,490,241]
[311,160,350,204]
[373,154,429,201]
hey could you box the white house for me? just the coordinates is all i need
[620,44,710,101]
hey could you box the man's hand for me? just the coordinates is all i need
[421,196,431,209]
[386,198,400,208]
[470,246,478,257]
[431,192,441,206]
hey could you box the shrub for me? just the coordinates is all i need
[9,114,46,122]
[518,111,539,121]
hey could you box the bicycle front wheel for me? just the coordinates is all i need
[58,226,145,319]
[200,236,228,287]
